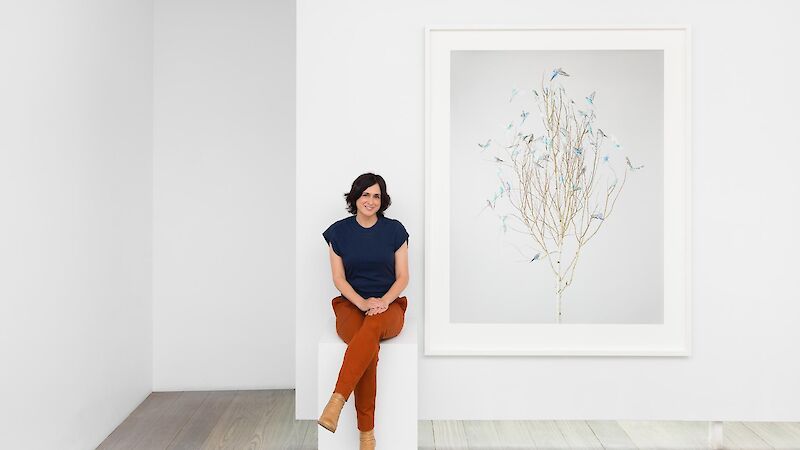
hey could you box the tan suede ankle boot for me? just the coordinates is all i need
[317,392,346,433]
[359,428,376,449]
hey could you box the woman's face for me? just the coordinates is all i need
[356,183,382,217]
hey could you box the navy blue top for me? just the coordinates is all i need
[323,215,409,299]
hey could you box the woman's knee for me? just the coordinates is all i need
[362,314,381,327]
[363,313,402,338]
[386,296,408,314]
[362,314,391,335]
[331,295,343,312]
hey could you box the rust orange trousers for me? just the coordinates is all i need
[330,295,408,432]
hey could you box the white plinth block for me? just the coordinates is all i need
[317,316,417,450]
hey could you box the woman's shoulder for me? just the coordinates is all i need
[333,215,354,225]
[327,215,354,231]
[382,216,406,231]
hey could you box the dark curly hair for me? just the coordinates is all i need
[344,173,392,217]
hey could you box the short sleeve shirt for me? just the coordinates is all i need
[322,215,409,299]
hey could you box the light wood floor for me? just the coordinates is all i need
[97,389,800,449]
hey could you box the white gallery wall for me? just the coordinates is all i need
[296,0,800,420]
[1,0,295,447]
[0,1,154,449]
[153,0,295,390]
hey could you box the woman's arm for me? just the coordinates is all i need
[379,241,409,307]
[328,243,369,311]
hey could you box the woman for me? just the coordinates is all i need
[317,173,409,450]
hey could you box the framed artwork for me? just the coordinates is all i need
[424,26,691,355]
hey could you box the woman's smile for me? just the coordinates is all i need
[358,183,382,216]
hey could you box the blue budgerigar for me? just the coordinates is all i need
[498,214,509,233]
[532,135,552,148]
[520,110,529,125]
[609,133,623,150]
[523,133,535,144]
[549,67,569,81]
[585,91,596,105]
[506,241,559,263]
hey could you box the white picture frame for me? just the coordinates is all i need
[424,26,692,356]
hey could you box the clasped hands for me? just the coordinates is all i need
[362,297,388,316]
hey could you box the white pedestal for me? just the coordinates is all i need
[317,315,417,450]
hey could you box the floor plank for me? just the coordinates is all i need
[201,390,278,449]
[136,391,208,450]
[464,420,502,449]
[661,420,709,449]
[619,420,708,450]
[525,420,570,448]
[744,421,800,449]
[492,420,536,449]
[419,419,435,450]
[557,420,602,448]
[432,420,469,449]
[254,390,301,449]
[587,420,637,449]
[723,421,772,450]
[300,419,318,449]
[167,390,236,450]
[98,392,181,450]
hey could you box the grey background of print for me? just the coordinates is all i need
[449,49,664,324]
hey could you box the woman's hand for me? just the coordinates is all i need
[365,297,385,309]
[364,297,388,316]
[366,305,387,316]
[358,297,383,312]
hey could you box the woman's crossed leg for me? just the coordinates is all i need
[331,296,407,431]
